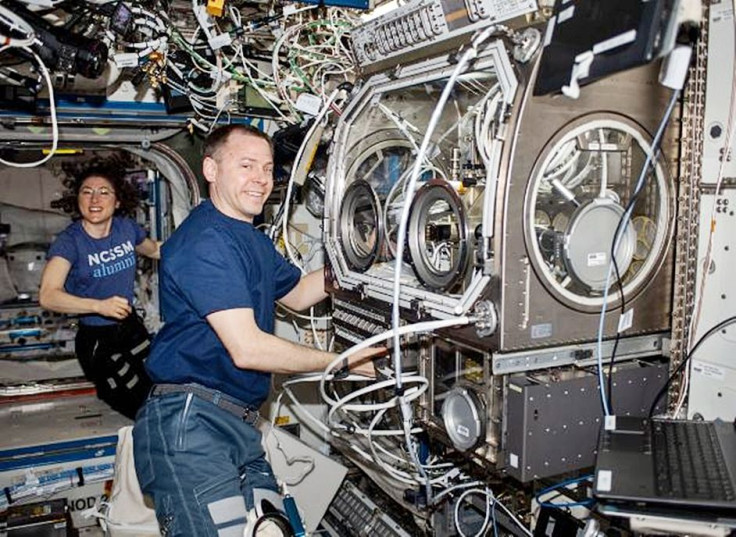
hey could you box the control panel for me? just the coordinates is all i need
[332,297,391,346]
[351,0,536,69]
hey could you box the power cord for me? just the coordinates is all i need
[648,315,736,418]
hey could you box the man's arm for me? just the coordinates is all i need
[278,268,328,312]
[207,307,377,376]
[135,238,162,260]
[39,257,131,319]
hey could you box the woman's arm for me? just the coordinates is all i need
[39,256,131,319]
[135,238,161,260]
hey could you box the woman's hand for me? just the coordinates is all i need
[95,296,132,320]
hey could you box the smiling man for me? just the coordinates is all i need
[132,124,378,537]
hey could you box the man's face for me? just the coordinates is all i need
[204,131,274,223]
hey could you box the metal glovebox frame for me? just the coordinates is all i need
[323,30,677,353]
[322,22,677,482]
[499,59,677,352]
[324,40,518,321]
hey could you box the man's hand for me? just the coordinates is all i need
[346,346,387,378]
[95,296,132,320]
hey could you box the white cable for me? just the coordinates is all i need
[360,410,461,486]
[327,378,427,422]
[390,26,496,389]
[391,26,488,503]
[454,488,493,537]
[284,5,318,18]
[0,5,35,47]
[376,102,423,154]
[283,372,370,386]
[282,387,445,488]
[433,480,485,505]
[276,95,336,342]
[0,45,57,168]
[281,88,340,271]
[495,497,532,536]
[276,303,332,322]
[318,316,471,407]
[271,23,305,117]
[309,307,325,350]
[366,406,419,484]
[282,374,425,434]
[262,419,315,487]
[192,0,213,40]
[282,386,332,434]
[473,84,501,165]
[387,27,496,506]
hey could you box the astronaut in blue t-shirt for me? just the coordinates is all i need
[40,165,161,418]
[132,125,381,536]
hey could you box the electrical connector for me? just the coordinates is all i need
[659,44,693,90]
[282,494,305,537]
[206,0,224,18]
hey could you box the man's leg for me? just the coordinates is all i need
[133,393,256,537]
[239,452,279,512]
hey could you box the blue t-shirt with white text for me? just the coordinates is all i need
[47,217,147,326]
[145,200,302,408]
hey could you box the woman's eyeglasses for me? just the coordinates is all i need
[79,187,115,198]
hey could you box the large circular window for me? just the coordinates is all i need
[524,114,673,310]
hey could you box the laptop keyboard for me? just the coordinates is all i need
[652,420,736,501]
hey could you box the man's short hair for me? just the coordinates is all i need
[203,124,273,160]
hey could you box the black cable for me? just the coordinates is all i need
[606,254,625,412]
[603,90,680,412]
[648,315,736,418]
[604,160,652,413]
[250,512,294,536]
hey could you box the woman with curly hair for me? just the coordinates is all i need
[40,163,160,419]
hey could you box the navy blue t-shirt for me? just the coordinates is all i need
[47,217,147,326]
[145,200,302,407]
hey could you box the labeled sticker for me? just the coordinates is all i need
[617,309,633,333]
[531,323,553,339]
[510,453,519,468]
[691,361,726,380]
[295,93,323,117]
[113,53,139,68]
[587,252,607,267]
[597,470,613,492]
[604,415,617,431]
[208,32,232,50]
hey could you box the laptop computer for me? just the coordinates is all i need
[593,416,736,511]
